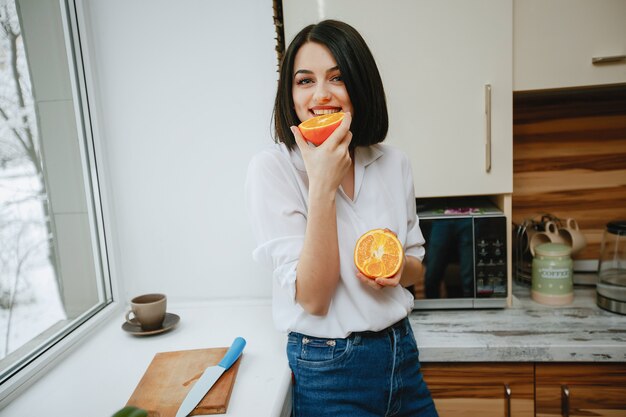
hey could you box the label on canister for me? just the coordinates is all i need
[532,260,573,296]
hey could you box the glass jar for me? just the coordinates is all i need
[597,220,626,314]
[531,243,573,305]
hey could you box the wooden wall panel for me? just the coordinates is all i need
[513,83,626,260]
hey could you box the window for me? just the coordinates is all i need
[0,0,112,402]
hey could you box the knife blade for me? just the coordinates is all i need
[175,337,246,417]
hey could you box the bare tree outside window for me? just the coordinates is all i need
[0,0,65,360]
[0,0,111,401]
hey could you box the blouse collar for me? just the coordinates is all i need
[287,144,384,173]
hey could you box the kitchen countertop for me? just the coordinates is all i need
[2,284,625,417]
[413,283,626,362]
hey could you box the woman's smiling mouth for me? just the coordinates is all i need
[310,107,342,116]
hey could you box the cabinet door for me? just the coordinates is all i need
[282,0,513,198]
[515,0,626,91]
[421,363,534,417]
[536,363,626,417]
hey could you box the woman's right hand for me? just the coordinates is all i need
[291,112,353,196]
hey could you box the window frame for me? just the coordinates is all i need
[0,0,121,406]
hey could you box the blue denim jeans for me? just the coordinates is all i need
[287,318,438,417]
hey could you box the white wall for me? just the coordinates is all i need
[83,0,278,301]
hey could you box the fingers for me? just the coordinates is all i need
[321,112,352,149]
[357,273,399,288]
[291,126,311,153]
[357,272,383,290]
[357,272,401,290]
[384,228,397,236]
[375,275,401,287]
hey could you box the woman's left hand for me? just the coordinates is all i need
[357,255,406,290]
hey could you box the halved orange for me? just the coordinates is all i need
[354,229,404,279]
[298,112,344,145]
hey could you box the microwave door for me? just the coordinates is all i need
[422,218,475,300]
[474,216,508,300]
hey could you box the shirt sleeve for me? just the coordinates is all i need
[401,153,426,261]
[245,150,306,303]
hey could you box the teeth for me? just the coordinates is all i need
[312,109,340,115]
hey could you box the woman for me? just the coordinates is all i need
[245,20,438,416]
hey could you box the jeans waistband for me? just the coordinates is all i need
[352,316,409,338]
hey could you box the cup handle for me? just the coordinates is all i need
[545,221,558,235]
[125,310,138,325]
[566,218,579,230]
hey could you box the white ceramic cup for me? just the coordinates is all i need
[530,221,565,256]
[558,218,587,256]
[125,293,167,331]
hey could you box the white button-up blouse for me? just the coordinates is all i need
[245,142,425,338]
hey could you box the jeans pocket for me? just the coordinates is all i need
[295,336,351,368]
[404,326,421,361]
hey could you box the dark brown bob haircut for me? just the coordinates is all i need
[273,20,389,150]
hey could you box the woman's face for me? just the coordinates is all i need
[292,42,353,123]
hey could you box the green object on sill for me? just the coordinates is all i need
[112,406,147,417]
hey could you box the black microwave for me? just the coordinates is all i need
[412,198,508,309]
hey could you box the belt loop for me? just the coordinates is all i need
[353,333,362,345]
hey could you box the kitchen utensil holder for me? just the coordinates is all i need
[514,214,566,285]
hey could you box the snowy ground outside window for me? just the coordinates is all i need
[0,169,66,360]
[1,0,67,361]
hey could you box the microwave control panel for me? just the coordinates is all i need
[474,216,507,298]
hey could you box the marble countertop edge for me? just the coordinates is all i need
[410,284,626,363]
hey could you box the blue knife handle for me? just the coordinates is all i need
[218,337,246,369]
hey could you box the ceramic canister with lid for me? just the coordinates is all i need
[531,242,573,305]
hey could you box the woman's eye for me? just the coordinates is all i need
[331,75,343,82]
[296,78,313,85]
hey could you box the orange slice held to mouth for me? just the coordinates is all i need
[354,229,404,279]
[297,112,345,145]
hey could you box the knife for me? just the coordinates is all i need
[175,337,246,417]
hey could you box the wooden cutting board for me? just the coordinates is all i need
[126,347,242,416]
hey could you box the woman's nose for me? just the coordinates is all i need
[313,83,331,103]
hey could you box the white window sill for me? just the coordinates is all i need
[0,299,291,417]
[0,301,123,408]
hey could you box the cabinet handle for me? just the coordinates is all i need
[561,384,570,417]
[592,55,626,65]
[484,84,492,173]
[504,384,511,417]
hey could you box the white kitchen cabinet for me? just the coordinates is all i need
[283,0,513,198]
[514,0,626,91]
